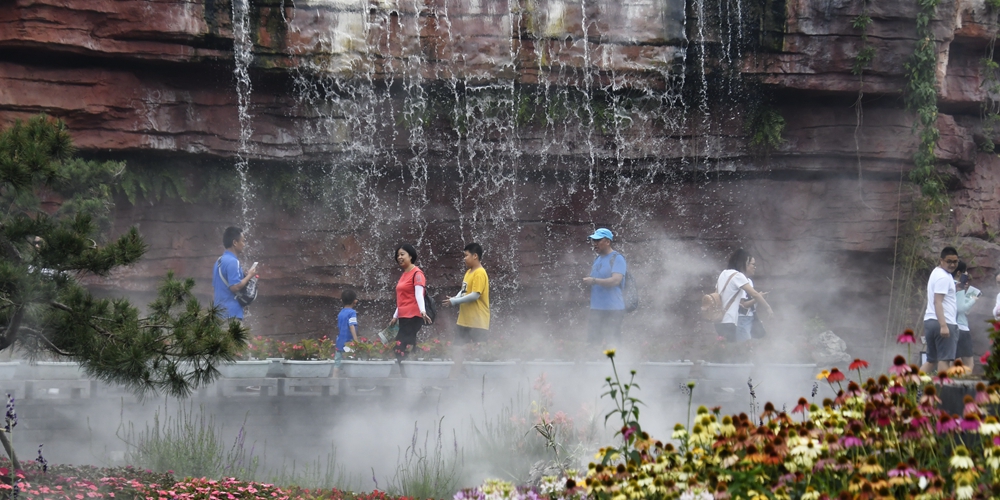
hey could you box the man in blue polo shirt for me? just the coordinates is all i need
[212,226,258,321]
[581,227,626,345]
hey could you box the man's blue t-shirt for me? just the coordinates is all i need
[212,250,245,319]
[590,251,627,310]
[337,307,358,351]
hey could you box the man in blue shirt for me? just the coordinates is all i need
[212,226,258,321]
[582,227,626,345]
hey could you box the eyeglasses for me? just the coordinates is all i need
[944,259,959,264]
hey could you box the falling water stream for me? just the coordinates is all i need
[233,0,751,326]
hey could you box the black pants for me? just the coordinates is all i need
[395,317,423,361]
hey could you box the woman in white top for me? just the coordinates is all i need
[716,249,774,343]
[994,272,1000,320]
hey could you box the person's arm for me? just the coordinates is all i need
[740,283,773,318]
[447,292,480,305]
[349,324,359,343]
[957,290,977,315]
[415,285,432,324]
[935,293,948,337]
[584,273,623,287]
[226,261,257,293]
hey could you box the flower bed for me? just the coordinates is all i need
[0,462,415,500]
[459,335,1000,500]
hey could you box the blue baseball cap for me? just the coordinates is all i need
[588,228,614,241]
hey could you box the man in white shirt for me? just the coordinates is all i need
[920,246,960,375]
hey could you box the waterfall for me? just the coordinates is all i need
[232,0,255,233]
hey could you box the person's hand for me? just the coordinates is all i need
[763,307,775,320]
[582,277,595,286]
[422,312,433,325]
[442,297,452,307]
[940,322,950,337]
[389,317,398,327]
[248,262,258,274]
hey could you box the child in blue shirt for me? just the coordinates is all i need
[334,289,360,377]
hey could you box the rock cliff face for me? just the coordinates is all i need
[2,0,999,356]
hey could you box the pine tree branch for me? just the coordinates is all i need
[49,301,114,338]
[0,308,25,352]
[20,327,73,357]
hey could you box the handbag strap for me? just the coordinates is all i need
[720,271,741,313]
[216,258,230,287]
[217,257,240,299]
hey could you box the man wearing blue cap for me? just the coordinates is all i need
[582,227,627,344]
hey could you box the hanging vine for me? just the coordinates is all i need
[903,0,947,205]
[980,2,1000,153]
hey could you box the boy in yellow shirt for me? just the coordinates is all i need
[442,243,490,379]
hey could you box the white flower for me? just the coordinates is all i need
[918,476,928,490]
[957,484,974,500]
[678,489,714,500]
[981,422,1000,436]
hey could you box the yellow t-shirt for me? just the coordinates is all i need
[457,266,490,330]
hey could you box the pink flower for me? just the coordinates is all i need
[897,330,916,344]
[841,434,864,448]
[849,359,869,371]
[961,414,982,432]
[936,413,959,434]
[889,355,911,375]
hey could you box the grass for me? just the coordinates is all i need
[387,418,463,499]
[116,401,258,480]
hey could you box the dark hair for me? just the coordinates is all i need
[941,246,958,259]
[342,289,358,306]
[464,242,484,261]
[223,226,243,249]
[726,249,753,273]
[956,261,967,274]
[394,243,419,265]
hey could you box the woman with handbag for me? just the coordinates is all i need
[737,257,767,341]
[388,243,432,377]
[716,249,773,343]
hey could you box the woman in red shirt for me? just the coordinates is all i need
[388,243,432,375]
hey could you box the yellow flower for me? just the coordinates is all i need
[604,349,616,358]
[816,369,830,380]
[859,457,883,475]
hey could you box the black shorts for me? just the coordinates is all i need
[957,328,975,358]
[455,325,488,345]
[714,322,738,342]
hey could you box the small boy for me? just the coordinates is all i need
[442,243,490,379]
[334,289,360,377]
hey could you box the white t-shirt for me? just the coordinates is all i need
[923,266,957,324]
[993,292,1000,320]
[739,278,755,318]
[717,270,749,325]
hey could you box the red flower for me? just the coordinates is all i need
[827,368,846,382]
[982,351,991,365]
[897,329,916,344]
[849,359,869,371]
[792,397,809,415]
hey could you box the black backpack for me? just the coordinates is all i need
[608,252,639,313]
[424,287,438,322]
